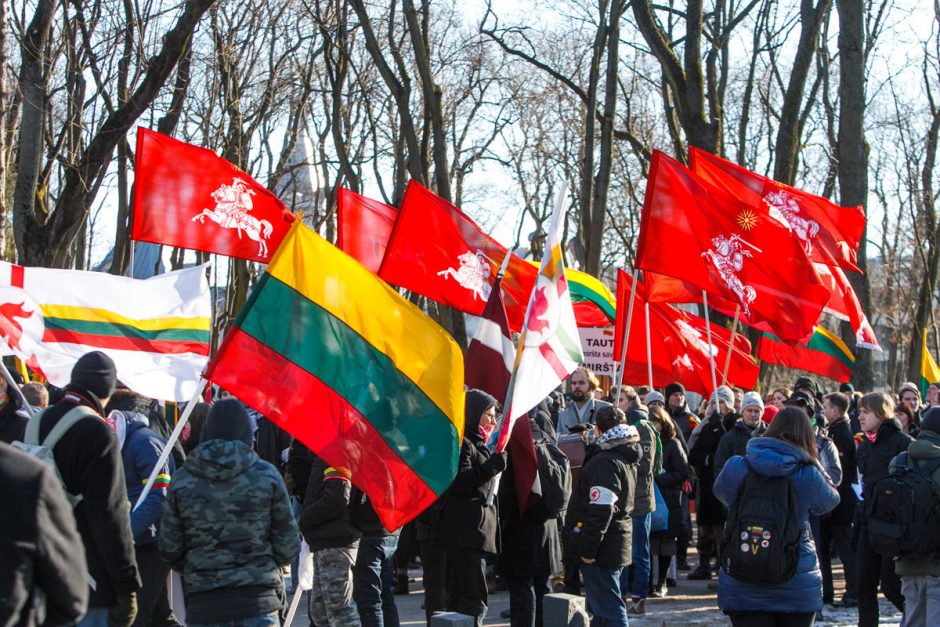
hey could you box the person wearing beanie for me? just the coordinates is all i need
[663,382,697,570]
[645,391,666,408]
[564,406,641,627]
[855,392,912,627]
[686,386,738,581]
[893,406,940,624]
[898,381,922,418]
[31,351,140,626]
[434,389,507,625]
[761,405,779,424]
[713,391,767,474]
[160,399,300,625]
[927,382,940,408]
[818,392,858,608]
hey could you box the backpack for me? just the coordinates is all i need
[719,460,803,585]
[11,405,98,507]
[534,438,572,519]
[866,452,940,557]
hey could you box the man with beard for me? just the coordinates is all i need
[556,367,611,439]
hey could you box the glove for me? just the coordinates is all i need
[108,591,138,627]
[487,450,509,475]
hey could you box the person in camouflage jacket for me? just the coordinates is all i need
[159,399,299,626]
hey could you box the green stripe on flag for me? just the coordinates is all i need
[238,274,459,495]
[568,281,616,324]
[43,317,210,343]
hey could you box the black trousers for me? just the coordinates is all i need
[420,539,447,624]
[444,547,488,627]
[856,526,904,627]
[818,519,857,602]
[133,545,177,627]
[727,611,815,627]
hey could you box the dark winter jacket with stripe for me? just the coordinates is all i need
[299,454,362,551]
[115,411,174,546]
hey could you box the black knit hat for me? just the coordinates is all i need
[664,382,686,399]
[70,351,117,400]
[921,407,940,436]
[794,376,819,397]
[201,398,254,446]
[839,382,855,394]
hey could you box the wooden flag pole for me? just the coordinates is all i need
[134,378,208,510]
[720,305,742,387]
[613,272,639,409]
[702,291,719,394]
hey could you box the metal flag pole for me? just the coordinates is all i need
[644,300,654,391]
[702,291,719,394]
[720,305,742,386]
[612,271,639,409]
[134,378,208,510]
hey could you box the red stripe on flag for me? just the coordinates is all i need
[10,264,24,288]
[539,342,570,381]
[42,329,210,356]
[206,328,439,530]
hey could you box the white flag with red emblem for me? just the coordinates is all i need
[493,189,583,453]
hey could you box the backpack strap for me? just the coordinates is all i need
[912,455,940,478]
[35,405,99,450]
[23,408,47,446]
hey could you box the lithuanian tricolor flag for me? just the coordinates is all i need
[922,329,940,399]
[205,221,465,530]
[757,326,854,383]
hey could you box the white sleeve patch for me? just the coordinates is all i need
[589,485,617,506]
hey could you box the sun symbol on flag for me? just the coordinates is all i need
[736,209,758,231]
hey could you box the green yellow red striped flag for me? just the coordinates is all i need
[922,329,940,399]
[757,325,854,383]
[205,221,465,530]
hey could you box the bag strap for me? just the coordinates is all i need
[912,454,940,478]
[24,408,47,446]
[41,405,98,450]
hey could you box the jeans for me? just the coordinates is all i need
[506,576,550,627]
[581,563,628,626]
[77,608,110,627]
[188,612,280,627]
[353,535,400,627]
[901,574,940,626]
[620,513,651,600]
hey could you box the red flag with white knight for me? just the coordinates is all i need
[336,187,398,274]
[613,271,758,394]
[378,181,538,332]
[635,151,830,343]
[689,146,866,272]
[131,128,294,263]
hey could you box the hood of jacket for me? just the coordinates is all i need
[744,436,814,478]
[908,431,940,462]
[465,389,498,445]
[187,439,259,481]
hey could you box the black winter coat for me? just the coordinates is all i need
[652,437,691,540]
[0,397,28,445]
[299,455,361,551]
[857,418,913,503]
[497,414,562,579]
[713,419,766,473]
[688,411,732,525]
[827,417,858,526]
[0,442,88,627]
[37,386,139,608]
[564,429,640,569]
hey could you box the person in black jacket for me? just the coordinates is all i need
[498,403,564,627]
[647,406,692,598]
[0,441,88,627]
[0,374,28,444]
[713,392,767,474]
[818,391,858,608]
[855,392,913,627]
[564,405,640,627]
[36,351,140,627]
[438,389,507,627]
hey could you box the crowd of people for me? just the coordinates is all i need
[3,351,940,627]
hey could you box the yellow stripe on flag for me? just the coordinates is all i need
[265,222,465,434]
[40,304,211,331]
[814,326,854,363]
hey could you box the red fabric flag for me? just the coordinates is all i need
[464,278,538,513]
[635,151,829,343]
[689,147,866,272]
[132,128,294,263]
[613,271,758,395]
[379,181,538,332]
[814,263,881,350]
[336,188,398,274]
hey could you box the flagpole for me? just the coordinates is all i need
[613,271,639,409]
[0,359,35,416]
[702,291,719,394]
[720,305,742,387]
[134,378,208,510]
[644,300,654,391]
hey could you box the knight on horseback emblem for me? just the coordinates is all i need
[193,178,274,258]
[702,234,761,317]
[763,189,820,255]
[437,249,494,301]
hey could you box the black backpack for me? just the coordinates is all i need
[534,438,572,519]
[866,453,940,557]
[719,460,803,585]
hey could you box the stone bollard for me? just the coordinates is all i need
[429,612,475,626]
[543,593,590,627]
